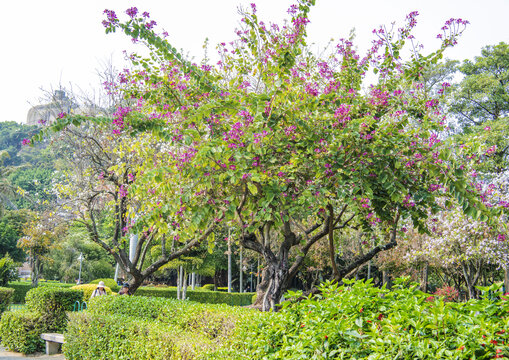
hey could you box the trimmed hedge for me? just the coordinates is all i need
[0,286,14,314]
[0,310,45,354]
[201,284,215,291]
[136,286,254,306]
[64,312,216,360]
[90,278,120,292]
[6,281,74,304]
[25,286,84,312]
[63,295,258,359]
[0,286,83,354]
[71,284,113,300]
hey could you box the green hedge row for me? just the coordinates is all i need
[0,286,83,354]
[0,286,14,314]
[7,281,74,304]
[135,286,255,306]
[63,295,258,359]
[64,312,220,360]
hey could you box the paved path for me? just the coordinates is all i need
[0,346,64,360]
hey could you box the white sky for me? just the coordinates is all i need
[1,0,508,123]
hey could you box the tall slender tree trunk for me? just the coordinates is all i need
[504,266,509,295]
[177,266,182,300]
[420,263,429,293]
[182,269,188,300]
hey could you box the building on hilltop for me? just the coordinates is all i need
[26,90,110,125]
[26,90,77,125]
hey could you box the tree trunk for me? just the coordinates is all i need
[182,269,188,300]
[382,270,390,288]
[504,266,509,295]
[420,263,429,293]
[251,257,289,311]
[177,266,182,300]
[461,260,482,300]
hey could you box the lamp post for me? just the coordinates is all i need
[77,252,84,284]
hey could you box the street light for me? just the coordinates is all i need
[77,253,84,284]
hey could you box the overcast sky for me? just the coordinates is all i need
[1,0,507,123]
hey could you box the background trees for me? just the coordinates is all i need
[449,42,509,127]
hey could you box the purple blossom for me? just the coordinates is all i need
[21,138,30,146]
[145,20,157,29]
[119,184,128,198]
[126,7,138,18]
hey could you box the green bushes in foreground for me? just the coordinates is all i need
[136,286,254,306]
[0,286,14,314]
[0,286,83,354]
[234,279,509,359]
[0,310,46,354]
[63,295,259,359]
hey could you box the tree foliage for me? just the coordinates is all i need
[450,42,509,126]
[32,3,503,308]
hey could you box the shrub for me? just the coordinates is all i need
[6,281,33,303]
[232,279,509,359]
[63,295,258,359]
[25,286,84,314]
[0,254,18,286]
[0,310,45,354]
[71,284,113,300]
[0,286,14,314]
[25,286,83,330]
[135,286,254,306]
[64,312,214,360]
[433,285,459,302]
[6,281,75,304]
[201,284,215,291]
[90,278,120,292]
[0,286,84,354]
[87,295,253,340]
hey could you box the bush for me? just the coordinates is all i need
[25,286,84,314]
[71,283,113,300]
[64,312,215,360]
[6,281,75,304]
[433,285,459,302]
[6,281,32,303]
[232,279,509,359]
[0,310,45,354]
[201,284,215,291]
[87,295,252,339]
[0,286,84,354]
[0,286,14,314]
[135,286,254,306]
[0,254,18,286]
[90,278,120,292]
[63,295,258,359]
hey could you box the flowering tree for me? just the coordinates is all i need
[33,2,494,309]
[17,211,65,286]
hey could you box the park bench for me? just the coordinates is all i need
[40,333,65,355]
